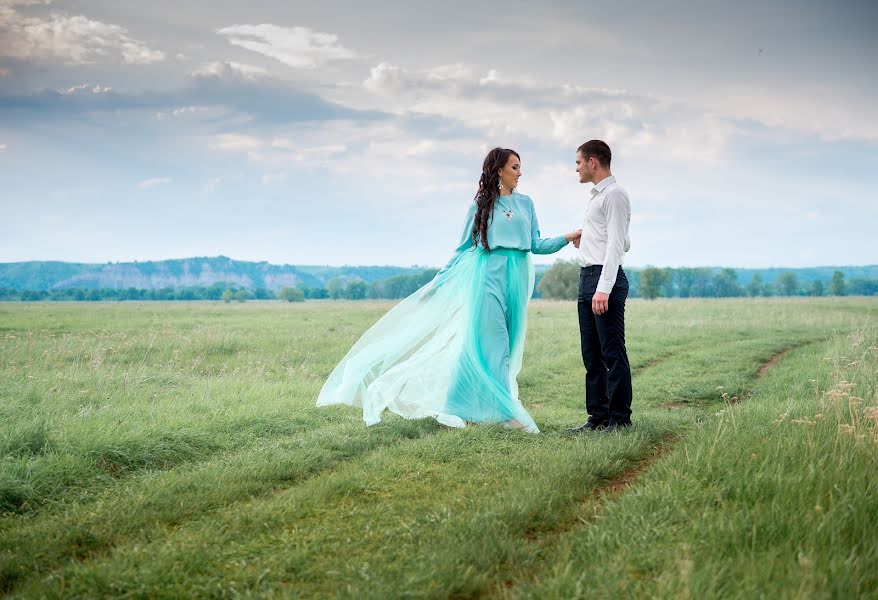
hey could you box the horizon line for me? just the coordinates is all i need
[2,256,877,271]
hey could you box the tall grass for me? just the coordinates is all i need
[1,298,875,597]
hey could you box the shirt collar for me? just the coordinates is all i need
[590,175,616,197]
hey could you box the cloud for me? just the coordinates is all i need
[137,177,172,189]
[357,62,738,163]
[0,64,380,127]
[215,119,485,197]
[63,83,112,95]
[208,133,262,152]
[0,142,6,151]
[191,61,268,80]
[216,24,357,69]
[363,62,413,95]
[0,2,165,65]
[426,63,473,82]
[154,105,210,119]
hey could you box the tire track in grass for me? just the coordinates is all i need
[485,342,808,599]
[10,426,679,599]
[526,433,679,539]
[3,340,819,596]
[755,340,826,380]
[655,340,822,411]
[0,418,442,595]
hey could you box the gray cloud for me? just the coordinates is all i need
[0,63,382,127]
[0,1,165,65]
[216,24,358,69]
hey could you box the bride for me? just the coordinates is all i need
[317,148,581,432]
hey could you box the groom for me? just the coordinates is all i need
[568,140,633,433]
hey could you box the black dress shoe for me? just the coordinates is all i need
[567,419,608,433]
[603,420,632,433]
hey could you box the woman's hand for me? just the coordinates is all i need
[565,229,582,248]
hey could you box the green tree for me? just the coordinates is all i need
[327,277,345,300]
[639,267,669,300]
[747,274,763,297]
[233,289,249,302]
[345,280,367,300]
[221,289,234,303]
[537,260,580,300]
[776,272,799,296]
[675,267,715,297]
[847,278,878,296]
[714,268,743,297]
[809,280,825,297]
[830,271,846,296]
[278,287,305,302]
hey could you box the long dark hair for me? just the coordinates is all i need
[472,147,519,251]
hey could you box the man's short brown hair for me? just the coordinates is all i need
[577,140,611,168]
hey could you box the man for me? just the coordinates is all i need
[568,140,633,433]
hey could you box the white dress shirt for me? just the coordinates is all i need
[578,175,631,294]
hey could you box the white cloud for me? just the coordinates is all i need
[208,133,263,152]
[427,63,473,82]
[363,62,413,95]
[227,120,485,196]
[0,3,165,64]
[695,85,878,142]
[62,83,112,95]
[216,24,357,69]
[137,177,172,189]
[270,138,346,160]
[0,143,7,151]
[191,60,268,79]
[354,62,739,164]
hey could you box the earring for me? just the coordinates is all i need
[498,181,503,191]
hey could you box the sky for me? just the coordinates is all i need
[1,0,876,269]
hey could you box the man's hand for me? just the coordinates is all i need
[592,291,609,315]
[565,229,582,246]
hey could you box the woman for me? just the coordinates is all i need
[317,148,580,432]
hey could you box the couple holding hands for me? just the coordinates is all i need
[318,140,632,434]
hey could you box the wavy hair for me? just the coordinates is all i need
[472,147,519,251]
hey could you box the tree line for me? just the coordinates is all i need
[4,264,876,303]
[0,269,441,303]
[537,262,878,300]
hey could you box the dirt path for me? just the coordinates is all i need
[482,343,804,598]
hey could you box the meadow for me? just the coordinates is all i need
[1,298,876,598]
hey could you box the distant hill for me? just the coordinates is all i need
[0,257,426,292]
[1,257,876,292]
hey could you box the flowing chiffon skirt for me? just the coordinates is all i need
[316,247,539,432]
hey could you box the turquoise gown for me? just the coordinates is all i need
[317,192,569,433]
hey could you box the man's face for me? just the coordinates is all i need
[575,151,594,184]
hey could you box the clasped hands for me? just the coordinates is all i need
[566,228,583,248]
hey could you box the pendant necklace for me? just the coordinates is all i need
[499,197,513,220]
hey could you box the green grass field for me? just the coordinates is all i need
[1,298,877,598]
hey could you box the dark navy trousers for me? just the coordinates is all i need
[577,265,633,424]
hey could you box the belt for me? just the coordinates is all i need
[581,264,603,274]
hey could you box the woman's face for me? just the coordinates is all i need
[498,154,521,192]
